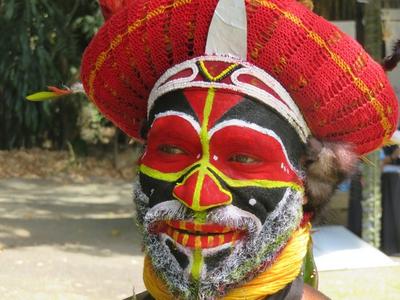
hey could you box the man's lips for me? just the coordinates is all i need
[153,220,245,249]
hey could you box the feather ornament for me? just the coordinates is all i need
[382,40,400,72]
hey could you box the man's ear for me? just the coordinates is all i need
[302,137,358,214]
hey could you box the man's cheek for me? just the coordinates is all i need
[139,172,176,208]
[230,187,288,223]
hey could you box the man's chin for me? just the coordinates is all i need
[144,231,253,298]
[145,225,288,300]
[141,208,254,297]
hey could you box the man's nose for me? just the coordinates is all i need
[173,169,232,211]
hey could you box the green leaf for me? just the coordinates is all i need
[26,91,60,101]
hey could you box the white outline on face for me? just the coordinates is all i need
[153,110,201,133]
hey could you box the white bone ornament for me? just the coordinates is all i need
[205,0,247,59]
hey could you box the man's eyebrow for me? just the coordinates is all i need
[152,110,201,133]
[148,90,199,123]
[208,119,272,138]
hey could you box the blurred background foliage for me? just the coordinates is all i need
[313,0,400,19]
[0,0,103,150]
[314,0,356,20]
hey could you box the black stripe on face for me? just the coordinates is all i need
[204,247,232,272]
[207,167,287,223]
[139,173,176,208]
[143,90,199,138]
[229,186,288,223]
[166,239,189,270]
[214,96,305,168]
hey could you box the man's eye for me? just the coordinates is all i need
[158,145,186,155]
[228,154,260,164]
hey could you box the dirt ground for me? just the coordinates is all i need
[0,178,145,300]
[0,148,139,182]
[0,149,145,299]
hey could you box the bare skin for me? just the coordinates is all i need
[303,284,331,300]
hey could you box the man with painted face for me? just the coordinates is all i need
[136,58,313,299]
[80,0,399,299]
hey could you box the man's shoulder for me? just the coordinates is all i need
[301,284,331,300]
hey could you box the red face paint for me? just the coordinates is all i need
[210,125,300,184]
[141,115,201,173]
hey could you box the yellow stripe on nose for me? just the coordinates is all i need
[173,170,232,211]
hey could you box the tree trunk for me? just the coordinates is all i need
[361,0,383,248]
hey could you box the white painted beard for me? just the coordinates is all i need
[134,178,303,299]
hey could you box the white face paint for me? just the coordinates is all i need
[249,198,257,206]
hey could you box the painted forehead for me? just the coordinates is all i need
[147,88,304,163]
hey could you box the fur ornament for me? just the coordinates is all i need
[303,137,357,214]
[382,40,400,72]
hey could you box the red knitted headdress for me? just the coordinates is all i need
[81,0,398,155]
